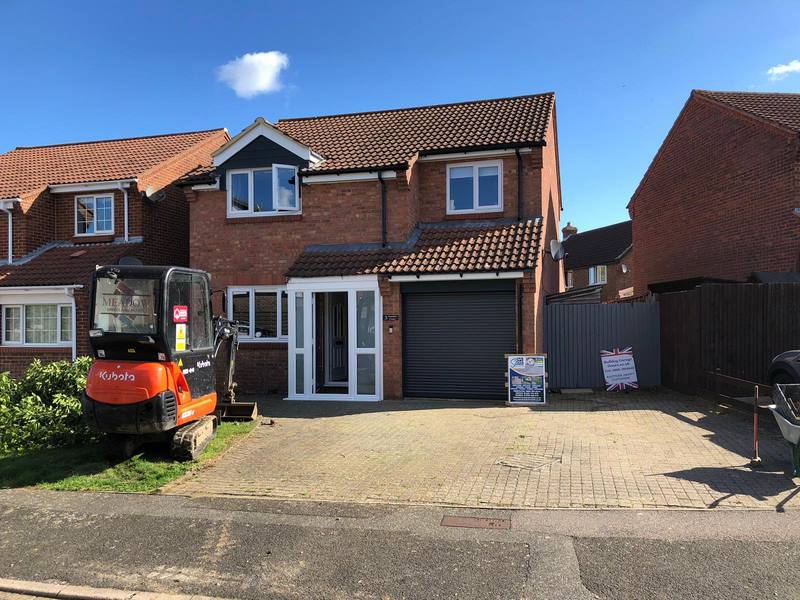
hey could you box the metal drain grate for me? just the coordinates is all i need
[496,453,561,470]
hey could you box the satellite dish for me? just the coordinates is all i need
[549,239,566,261]
[118,256,143,266]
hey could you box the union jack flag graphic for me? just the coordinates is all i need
[601,347,639,391]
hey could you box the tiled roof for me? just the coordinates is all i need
[275,93,555,173]
[0,129,227,202]
[178,164,217,186]
[287,219,542,278]
[563,220,632,270]
[695,90,800,132]
[0,242,142,288]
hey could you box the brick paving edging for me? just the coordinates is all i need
[163,392,800,510]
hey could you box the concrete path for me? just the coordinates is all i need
[164,391,800,509]
[0,489,798,599]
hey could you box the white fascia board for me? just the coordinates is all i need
[287,274,379,290]
[213,118,315,166]
[0,285,82,305]
[303,170,397,185]
[49,179,136,193]
[417,148,532,162]
[389,271,524,282]
[0,198,21,209]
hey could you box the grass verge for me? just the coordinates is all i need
[0,420,257,493]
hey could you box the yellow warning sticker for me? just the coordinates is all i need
[176,323,187,352]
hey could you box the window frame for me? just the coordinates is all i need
[226,286,288,343]
[566,270,574,289]
[589,265,608,286]
[2,303,73,347]
[226,166,301,218]
[445,159,504,215]
[74,194,114,236]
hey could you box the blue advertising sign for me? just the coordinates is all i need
[507,355,546,405]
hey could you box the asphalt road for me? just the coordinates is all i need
[0,489,798,599]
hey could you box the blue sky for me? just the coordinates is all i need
[1,0,799,231]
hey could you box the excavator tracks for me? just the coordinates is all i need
[170,415,218,461]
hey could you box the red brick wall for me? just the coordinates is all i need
[567,252,635,302]
[380,278,402,399]
[0,346,72,378]
[630,94,800,292]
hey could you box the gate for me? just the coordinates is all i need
[544,302,661,389]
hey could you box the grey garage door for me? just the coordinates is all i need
[402,280,517,400]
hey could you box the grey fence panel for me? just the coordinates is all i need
[544,303,661,389]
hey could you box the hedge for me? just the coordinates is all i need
[0,357,98,456]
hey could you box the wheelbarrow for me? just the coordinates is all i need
[768,383,800,477]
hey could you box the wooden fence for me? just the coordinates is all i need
[660,283,800,394]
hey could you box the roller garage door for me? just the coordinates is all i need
[402,280,517,400]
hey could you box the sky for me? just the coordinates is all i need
[1,0,799,231]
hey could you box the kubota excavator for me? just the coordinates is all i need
[81,265,257,460]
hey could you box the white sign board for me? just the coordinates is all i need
[600,347,639,391]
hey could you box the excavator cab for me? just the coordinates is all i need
[81,265,255,459]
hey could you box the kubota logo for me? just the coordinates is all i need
[98,369,135,383]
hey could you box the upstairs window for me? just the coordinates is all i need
[75,194,114,235]
[589,265,608,285]
[227,166,300,217]
[446,160,503,214]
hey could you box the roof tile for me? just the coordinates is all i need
[695,90,800,132]
[563,221,632,270]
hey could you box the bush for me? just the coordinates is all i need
[0,357,98,456]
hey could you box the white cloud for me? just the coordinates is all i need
[217,51,289,98]
[767,59,800,81]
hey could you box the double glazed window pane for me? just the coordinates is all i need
[25,305,58,344]
[230,173,249,211]
[275,166,297,210]
[94,196,113,231]
[232,291,250,335]
[60,306,72,343]
[356,291,375,348]
[477,166,499,207]
[449,166,473,211]
[253,169,273,212]
[254,291,277,338]
[357,354,376,395]
[4,306,21,342]
[76,198,95,234]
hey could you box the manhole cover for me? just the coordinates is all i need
[440,516,511,530]
[496,453,561,470]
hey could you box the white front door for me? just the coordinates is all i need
[287,276,382,401]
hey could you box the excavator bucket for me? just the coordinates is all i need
[217,400,258,421]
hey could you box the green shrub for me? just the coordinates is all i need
[0,358,98,456]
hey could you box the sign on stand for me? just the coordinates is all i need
[507,355,547,405]
[600,347,639,391]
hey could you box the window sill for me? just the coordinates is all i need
[72,234,115,244]
[225,214,303,225]
[0,345,72,353]
[443,210,505,220]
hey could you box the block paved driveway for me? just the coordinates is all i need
[163,391,800,510]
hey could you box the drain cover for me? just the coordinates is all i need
[440,516,511,530]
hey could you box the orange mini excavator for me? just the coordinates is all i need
[81,265,257,460]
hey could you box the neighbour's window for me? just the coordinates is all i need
[2,304,72,345]
[227,287,288,341]
[446,160,502,214]
[227,166,300,217]
[566,271,574,289]
[75,194,114,235]
[589,265,608,285]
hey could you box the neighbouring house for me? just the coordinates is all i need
[562,220,634,302]
[629,90,800,293]
[0,128,229,376]
[182,93,564,401]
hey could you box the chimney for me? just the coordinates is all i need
[562,222,578,239]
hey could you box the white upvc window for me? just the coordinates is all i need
[566,270,574,289]
[589,265,608,285]
[2,303,73,346]
[446,160,503,214]
[227,165,301,217]
[75,194,114,235]
[227,286,288,342]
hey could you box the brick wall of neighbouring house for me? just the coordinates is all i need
[630,95,800,293]
[568,249,635,302]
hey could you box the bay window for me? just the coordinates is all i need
[2,303,73,345]
[227,287,288,341]
[446,160,503,214]
[227,166,300,217]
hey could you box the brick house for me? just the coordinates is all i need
[629,90,800,293]
[0,129,229,376]
[562,220,634,302]
[183,93,564,400]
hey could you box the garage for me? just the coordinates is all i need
[402,280,517,400]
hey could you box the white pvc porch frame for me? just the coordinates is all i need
[286,275,383,402]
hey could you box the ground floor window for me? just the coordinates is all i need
[2,303,73,345]
[227,287,288,341]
